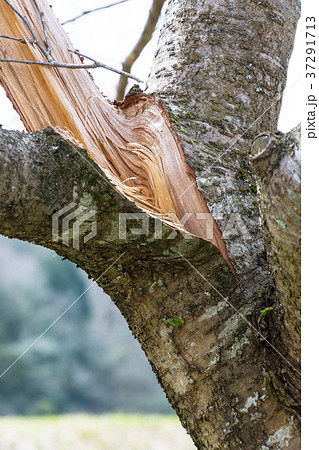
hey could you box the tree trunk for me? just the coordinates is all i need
[0,0,300,448]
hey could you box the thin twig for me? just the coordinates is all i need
[62,0,130,25]
[1,1,143,82]
[68,49,101,64]
[0,56,143,82]
[40,12,52,59]
[0,34,36,45]
[31,0,42,16]
[70,50,143,81]
[31,0,53,61]
[116,0,166,100]
[3,0,47,57]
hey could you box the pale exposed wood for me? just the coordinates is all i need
[0,0,233,269]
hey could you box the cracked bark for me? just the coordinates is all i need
[0,0,301,448]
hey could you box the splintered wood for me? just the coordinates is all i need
[0,0,232,268]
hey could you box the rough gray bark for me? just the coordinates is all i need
[147,0,300,290]
[251,126,301,413]
[0,0,301,448]
[146,0,301,432]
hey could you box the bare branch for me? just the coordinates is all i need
[0,34,36,45]
[116,0,166,100]
[62,0,131,26]
[0,1,143,83]
[3,0,48,57]
[31,0,53,61]
[70,50,144,81]
[0,56,143,82]
[40,11,52,57]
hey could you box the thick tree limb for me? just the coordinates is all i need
[251,126,301,305]
[116,0,166,100]
[0,126,299,448]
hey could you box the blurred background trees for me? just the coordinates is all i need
[0,236,171,416]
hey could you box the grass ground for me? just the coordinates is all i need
[0,414,195,449]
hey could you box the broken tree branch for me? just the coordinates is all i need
[116,0,166,100]
[0,0,233,272]
[0,0,142,82]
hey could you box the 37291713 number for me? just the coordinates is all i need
[306,17,316,78]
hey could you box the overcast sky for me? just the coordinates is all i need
[0,0,301,132]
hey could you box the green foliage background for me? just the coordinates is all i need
[0,236,171,415]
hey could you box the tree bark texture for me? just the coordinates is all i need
[0,0,301,448]
[251,126,301,411]
[146,0,301,440]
